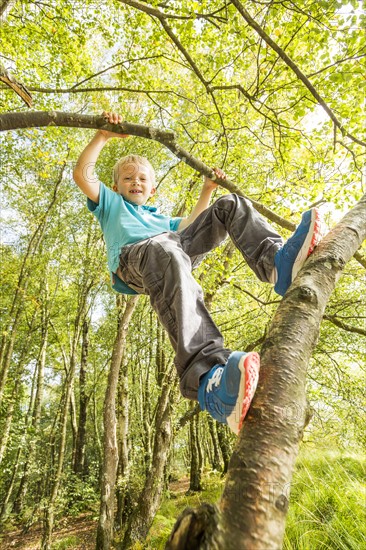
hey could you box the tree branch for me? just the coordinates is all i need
[11,85,194,105]
[115,0,227,22]
[1,109,365,270]
[0,0,15,18]
[230,0,366,148]
[353,251,366,269]
[307,52,366,78]
[0,62,32,107]
[323,314,366,337]
[176,403,201,430]
[0,110,292,229]
[117,0,230,158]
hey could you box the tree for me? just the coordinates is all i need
[1,110,364,547]
[166,192,366,549]
[1,1,364,548]
[96,294,138,550]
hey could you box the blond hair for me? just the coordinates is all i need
[113,155,155,185]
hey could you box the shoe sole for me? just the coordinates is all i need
[227,352,260,434]
[291,208,323,281]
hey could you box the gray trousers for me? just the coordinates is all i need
[119,194,283,400]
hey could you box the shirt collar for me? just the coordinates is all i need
[123,197,158,213]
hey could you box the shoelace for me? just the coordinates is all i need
[206,366,224,393]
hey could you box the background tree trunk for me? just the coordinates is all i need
[207,416,222,472]
[0,170,63,408]
[116,353,131,530]
[96,295,138,550]
[189,405,203,492]
[216,424,232,476]
[12,289,49,515]
[73,319,90,477]
[120,365,177,549]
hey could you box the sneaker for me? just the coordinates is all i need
[274,208,323,296]
[197,351,260,435]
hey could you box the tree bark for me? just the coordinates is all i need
[166,194,366,548]
[41,370,74,549]
[216,424,232,476]
[41,274,91,549]
[0,0,15,18]
[207,416,222,472]
[73,319,90,476]
[115,351,131,529]
[189,405,203,492]
[120,366,177,549]
[96,295,138,550]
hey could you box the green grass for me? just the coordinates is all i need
[145,476,225,549]
[51,535,81,549]
[283,450,366,550]
[145,450,365,550]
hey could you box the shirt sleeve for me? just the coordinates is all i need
[169,217,183,232]
[86,182,114,223]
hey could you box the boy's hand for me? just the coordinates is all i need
[203,167,227,191]
[99,111,129,139]
[178,167,228,231]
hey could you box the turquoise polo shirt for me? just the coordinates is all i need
[87,182,182,294]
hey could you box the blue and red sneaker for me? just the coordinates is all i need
[274,208,324,296]
[198,351,260,435]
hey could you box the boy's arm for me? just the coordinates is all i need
[73,112,128,203]
[178,167,225,231]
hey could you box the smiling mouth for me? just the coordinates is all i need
[129,190,142,194]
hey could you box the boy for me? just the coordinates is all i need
[73,111,323,435]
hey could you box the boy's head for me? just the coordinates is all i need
[112,154,156,206]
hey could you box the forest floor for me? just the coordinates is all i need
[1,513,97,549]
[1,453,364,549]
[0,478,192,549]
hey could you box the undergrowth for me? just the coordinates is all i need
[144,449,366,550]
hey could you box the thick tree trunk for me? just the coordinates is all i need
[166,194,366,549]
[96,295,138,550]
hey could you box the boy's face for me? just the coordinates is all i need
[113,162,156,206]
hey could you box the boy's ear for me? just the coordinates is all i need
[112,184,118,192]
[150,186,156,196]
